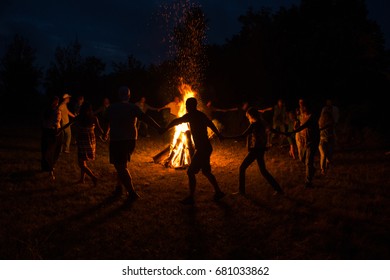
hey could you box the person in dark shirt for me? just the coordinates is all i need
[225,107,283,195]
[160,97,225,205]
[103,86,161,202]
[41,95,62,181]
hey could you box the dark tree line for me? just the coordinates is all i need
[205,0,388,110]
[0,0,388,132]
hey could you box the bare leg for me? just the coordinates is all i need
[78,159,97,186]
[114,163,139,199]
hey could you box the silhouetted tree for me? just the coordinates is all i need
[44,40,107,106]
[44,39,83,97]
[0,34,42,108]
[79,55,106,104]
[204,0,387,109]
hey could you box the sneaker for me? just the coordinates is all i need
[213,191,226,201]
[180,196,194,205]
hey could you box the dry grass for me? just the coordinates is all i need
[0,122,389,260]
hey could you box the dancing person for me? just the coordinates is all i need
[59,93,76,153]
[94,97,110,139]
[75,102,104,185]
[72,95,84,116]
[318,109,335,175]
[286,110,298,159]
[160,97,225,205]
[135,96,159,137]
[204,100,237,138]
[286,100,320,188]
[295,98,306,162]
[41,96,63,180]
[224,107,283,196]
[159,96,182,125]
[103,86,161,202]
[268,98,287,147]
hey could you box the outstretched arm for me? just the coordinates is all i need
[160,115,187,134]
[56,116,78,136]
[258,107,273,113]
[206,117,223,140]
[158,103,169,112]
[140,114,162,131]
[146,103,159,111]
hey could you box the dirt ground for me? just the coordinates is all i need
[1,124,390,260]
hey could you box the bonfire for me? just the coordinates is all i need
[153,82,196,169]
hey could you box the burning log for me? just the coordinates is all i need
[154,130,195,169]
[153,82,197,169]
[152,144,171,164]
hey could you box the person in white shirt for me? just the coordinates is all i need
[159,96,183,125]
[58,93,76,153]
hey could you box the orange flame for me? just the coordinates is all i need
[168,81,196,168]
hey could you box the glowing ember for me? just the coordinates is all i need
[167,81,196,168]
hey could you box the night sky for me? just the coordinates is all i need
[0,0,388,70]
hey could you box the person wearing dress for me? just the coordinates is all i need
[75,102,103,185]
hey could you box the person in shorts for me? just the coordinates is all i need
[103,86,161,202]
[160,97,225,205]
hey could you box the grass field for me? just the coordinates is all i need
[0,121,389,260]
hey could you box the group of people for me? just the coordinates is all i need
[41,93,105,183]
[41,87,339,205]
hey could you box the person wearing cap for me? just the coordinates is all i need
[59,93,76,153]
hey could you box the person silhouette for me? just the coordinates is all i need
[224,107,283,196]
[75,102,104,186]
[160,97,225,204]
[103,86,161,202]
[41,95,62,180]
[286,100,320,188]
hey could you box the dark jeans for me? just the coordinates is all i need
[301,143,318,184]
[239,149,282,193]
